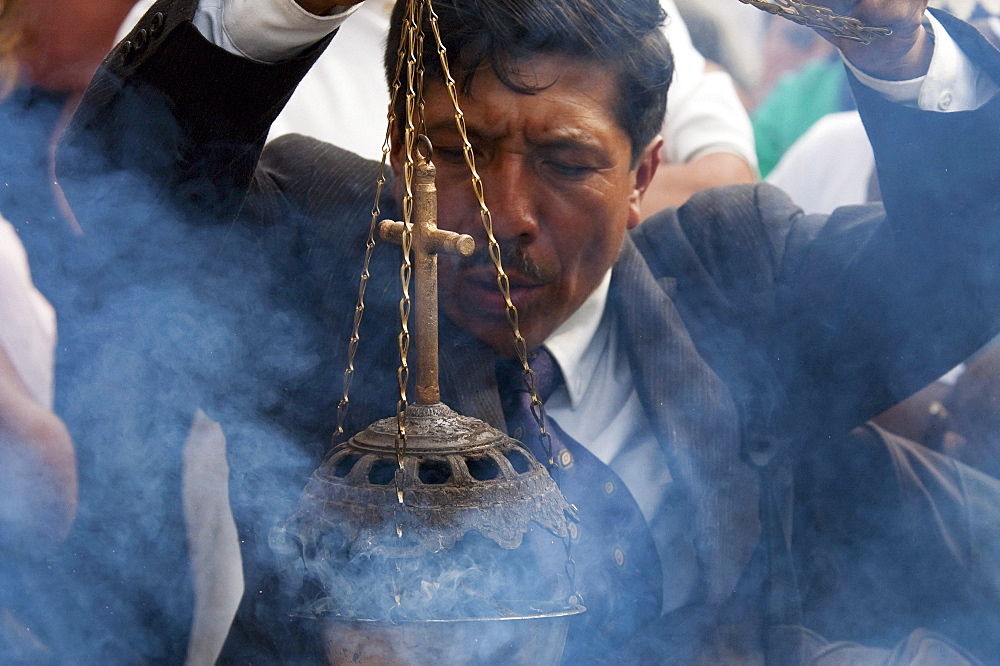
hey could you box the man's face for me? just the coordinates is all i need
[392,54,660,356]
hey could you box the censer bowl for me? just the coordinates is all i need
[278,402,583,665]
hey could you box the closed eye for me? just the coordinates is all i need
[435,146,468,165]
[543,160,598,180]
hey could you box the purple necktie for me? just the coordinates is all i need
[496,349,662,660]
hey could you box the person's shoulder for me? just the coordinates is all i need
[632,182,803,289]
[640,182,800,245]
[261,133,385,205]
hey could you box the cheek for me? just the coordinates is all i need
[546,191,629,270]
[434,175,481,234]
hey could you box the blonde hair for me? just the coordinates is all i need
[0,0,23,98]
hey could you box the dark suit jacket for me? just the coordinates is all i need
[58,0,1000,662]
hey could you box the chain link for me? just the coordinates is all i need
[736,0,892,44]
[331,12,409,447]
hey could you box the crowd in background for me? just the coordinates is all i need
[3,0,1000,661]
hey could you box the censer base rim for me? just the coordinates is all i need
[295,602,586,623]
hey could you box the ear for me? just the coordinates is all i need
[626,135,663,230]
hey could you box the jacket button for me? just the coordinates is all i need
[150,12,165,35]
[613,547,625,567]
[133,28,148,52]
[120,40,133,62]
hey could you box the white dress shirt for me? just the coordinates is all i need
[543,271,670,526]
[0,216,57,409]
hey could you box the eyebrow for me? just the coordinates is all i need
[424,120,494,143]
[425,121,608,154]
[533,132,607,154]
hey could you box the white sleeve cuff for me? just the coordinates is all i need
[195,0,360,64]
[844,12,995,112]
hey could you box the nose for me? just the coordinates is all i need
[480,156,540,244]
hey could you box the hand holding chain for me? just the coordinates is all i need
[737,0,892,44]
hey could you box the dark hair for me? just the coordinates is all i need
[385,0,674,165]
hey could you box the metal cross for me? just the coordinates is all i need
[379,140,475,405]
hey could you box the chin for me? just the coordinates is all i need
[445,308,542,358]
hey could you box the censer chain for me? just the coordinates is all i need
[332,1,411,448]
[393,0,427,470]
[334,2,579,601]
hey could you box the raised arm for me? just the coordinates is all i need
[637,3,1000,446]
[57,0,361,226]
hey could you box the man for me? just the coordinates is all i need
[60,0,1000,661]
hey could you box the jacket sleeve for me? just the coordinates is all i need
[635,11,1000,446]
[57,0,334,227]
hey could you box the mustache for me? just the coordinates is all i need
[456,243,548,283]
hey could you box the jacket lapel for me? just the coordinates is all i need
[611,236,760,609]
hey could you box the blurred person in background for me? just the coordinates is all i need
[751,14,852,177]
[929,337,1000,480]
[0,1,76,659]
[0,0,75,570]
[673,0,766,96]
[2,0,242,662]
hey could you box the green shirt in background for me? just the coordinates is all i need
[752,57,853,178]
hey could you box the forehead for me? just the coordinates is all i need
[421,54,628,149]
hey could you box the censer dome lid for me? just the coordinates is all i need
[288,401,575,560]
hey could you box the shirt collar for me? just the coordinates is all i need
[543,269,612,408]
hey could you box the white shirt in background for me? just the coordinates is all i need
[0,216,57,409]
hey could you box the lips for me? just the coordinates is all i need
[458,267,545,314]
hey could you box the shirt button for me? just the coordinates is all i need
[603,480,615,495]
[512,426,524,440]
[613,548,625,567]
[568,522,579,541]
[938,91,953,110]
[559,450,574,469]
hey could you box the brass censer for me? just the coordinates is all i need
[277,0,583,663]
